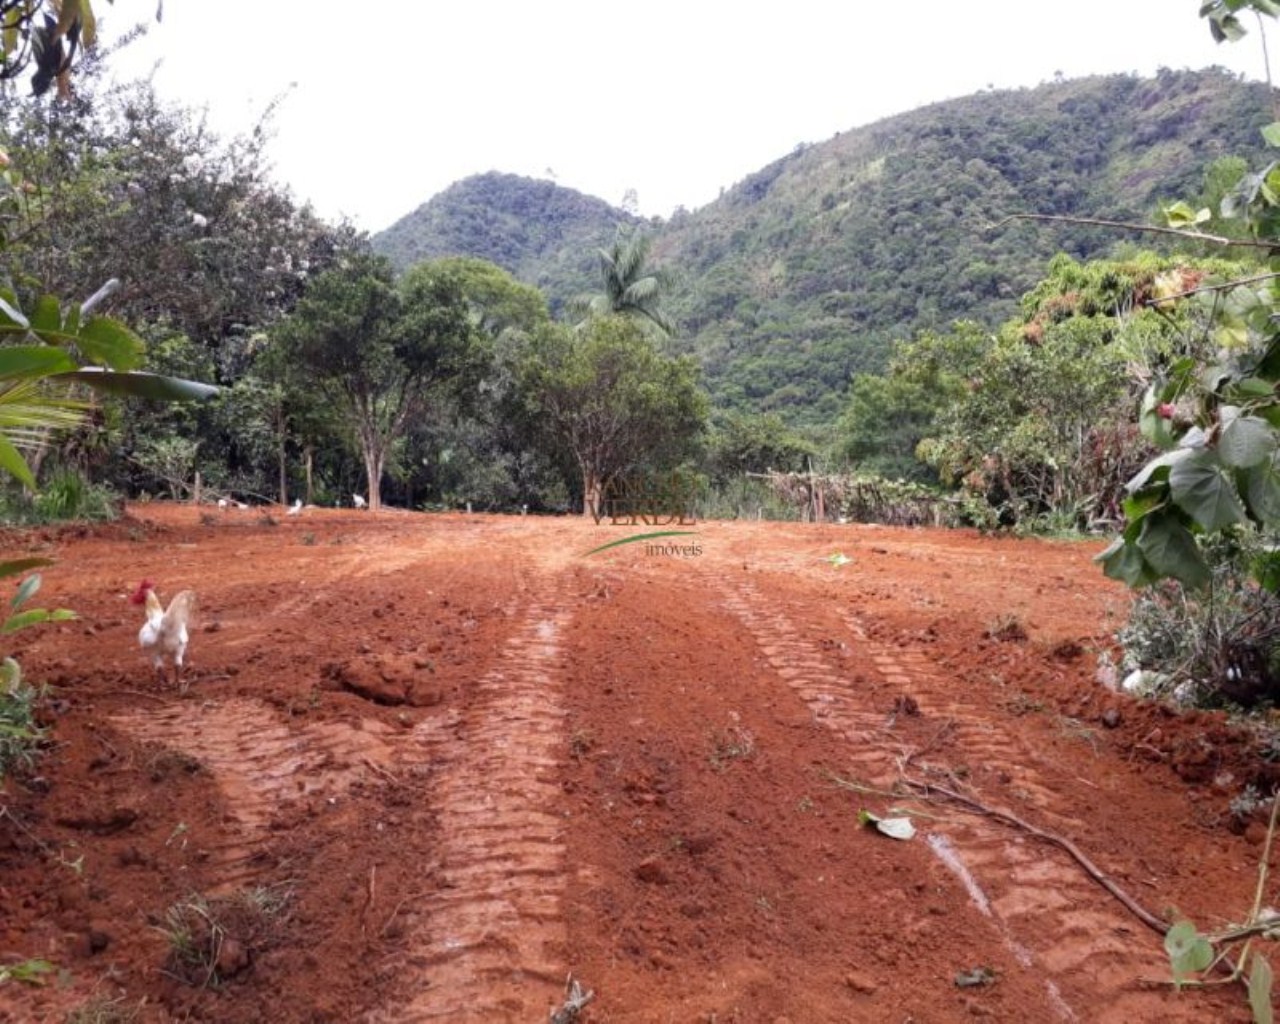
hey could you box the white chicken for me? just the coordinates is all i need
[286,498,303,516]
[353,493,367,509]
[129,580,198,692]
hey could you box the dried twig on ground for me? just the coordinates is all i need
[549,975,594,1023]
[902,777,1170,935]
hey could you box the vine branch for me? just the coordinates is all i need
[988,212,1277,251]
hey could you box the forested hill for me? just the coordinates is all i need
[372,68,1274,425]
[373,172,645,306]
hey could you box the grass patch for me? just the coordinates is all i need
[157,884,293,987]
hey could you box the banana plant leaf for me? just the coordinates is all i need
[53,368,219,401]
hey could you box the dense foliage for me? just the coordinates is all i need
[514,316,706,517]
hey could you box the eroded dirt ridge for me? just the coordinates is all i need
[372,589,574,1022]
[713,573,1201,1024]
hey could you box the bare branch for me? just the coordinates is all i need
[1144,270,1280,305]
[988,212,1277,250]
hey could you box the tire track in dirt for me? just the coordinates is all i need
[370,585,574,1023]
[110,700,408,890]
[709,573,1201,1024]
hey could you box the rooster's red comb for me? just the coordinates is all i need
[128,579,155,605]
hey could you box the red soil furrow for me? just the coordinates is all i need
[700,567,1232,1023]
[371,595,573,1022]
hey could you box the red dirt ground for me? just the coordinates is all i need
[1,504,1278,1022]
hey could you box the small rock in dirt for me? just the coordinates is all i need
[1101,708,1122,729]
[328,658,410,706]
[203,620,222,633]
[684,833,716,856]
[845,971,879,995]
[634,855,670,885]
[87,929,110,954]
[116,846,151,868]
[215,936,251,977]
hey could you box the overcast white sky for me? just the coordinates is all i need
[97,1,1271,234]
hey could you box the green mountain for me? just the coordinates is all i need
[374,171,645,313]
[372,68,1274,426]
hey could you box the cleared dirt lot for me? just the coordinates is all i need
[1,505,1274,1022]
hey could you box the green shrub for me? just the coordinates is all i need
[0,662,44,781]
[34,471,118,523]
[1116,534,1280,708]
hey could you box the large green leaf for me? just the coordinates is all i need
[1,608,76,634]
[1095,536,1158,588]
[0,558,54,581]
[1164,920,1214,986]
[1127,448,1193,494]
[1122,489,1166,523]
[10,572,39,611]
[0,291,29,330]
[1218,407,1277,468]
[0,431,34,488]
[1169,450,1248,530]
[1163,200,1212,227]
[29,295,61,335]
[54,369,219,401]
[1246,455,1280,523]
[1251,953,1274,1024]
[1228,376,1276,402]
[0,346,77,381]
[73,317,145,370]
[1137,513,1211,588]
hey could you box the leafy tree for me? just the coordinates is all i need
[409,256,566,510]
[571,227,674,337]
[705,410,813,483]
[836,326,975,483]
[517,316,706,517]
[1097,1,1280,588]
[433,255,550,340]
[877,255,1229,529]
[4,79,343,369]
[271,253,485,512]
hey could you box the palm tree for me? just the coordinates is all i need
[571,227,674,337]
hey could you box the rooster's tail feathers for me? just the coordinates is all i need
[165,590,198,628]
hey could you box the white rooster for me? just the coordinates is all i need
[286,498,303,516]
[129,580,198,692]
[352,493,367,509]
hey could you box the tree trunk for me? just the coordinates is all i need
[363,448,384,513]
[583,469,603,520]
[276,401,288,505]
[304,446,314,505]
